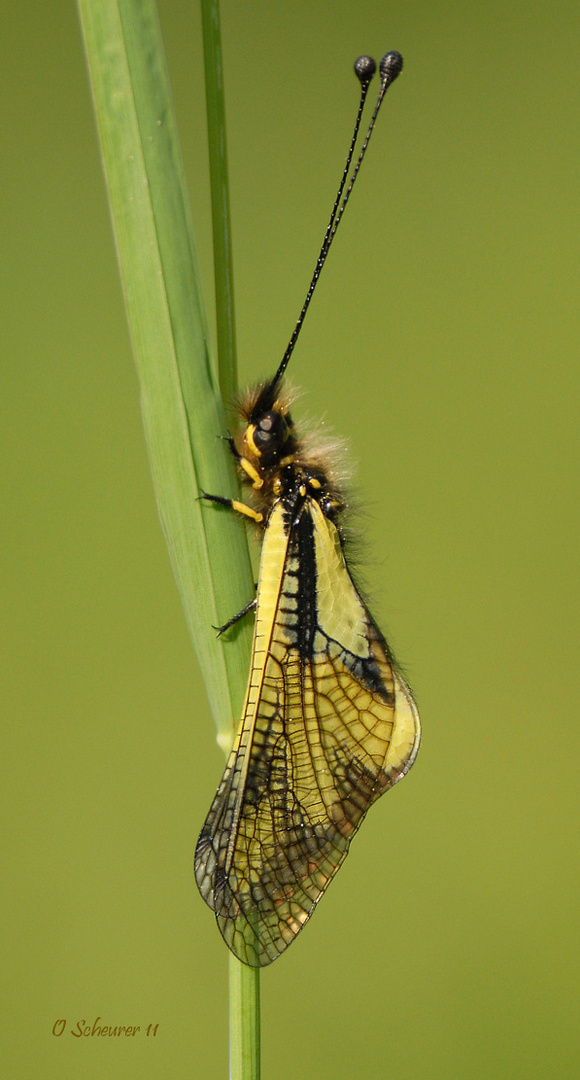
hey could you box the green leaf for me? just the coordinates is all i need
[76,0,254,744]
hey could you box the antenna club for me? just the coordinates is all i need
[354,55,377,87]
[277,48,402,383]
[379,51,404,85]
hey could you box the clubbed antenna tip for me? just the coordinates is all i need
[272,49,404,388]
[380,51,403,84]
[354,55,377,87]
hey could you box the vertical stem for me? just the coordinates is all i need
[200,2,262,1077]
[200,0,238,406]
[78,0,260,1074]
[229,956,261,1080]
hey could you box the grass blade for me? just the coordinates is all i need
[77,3,261,1078]
[76,0,254,741]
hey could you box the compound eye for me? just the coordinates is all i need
[253,411,283,450]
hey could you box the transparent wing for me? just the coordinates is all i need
[195,500,420,966]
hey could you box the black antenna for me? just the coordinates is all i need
[271,51,403,390]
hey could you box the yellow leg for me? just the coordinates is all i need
[201,492,263,523]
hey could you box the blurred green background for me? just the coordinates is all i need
[2,1,578,1077]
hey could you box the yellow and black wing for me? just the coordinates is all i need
[195,497,420,967]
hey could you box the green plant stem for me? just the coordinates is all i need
[200,2,261,1075]
[77,2,260,1077]
[200,0,238,406]
[229,956,261,1080]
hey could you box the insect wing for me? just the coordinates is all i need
[195,498,420,966]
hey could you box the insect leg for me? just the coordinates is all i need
[200,490,261,629]
[218,436,264,490]
[200,492,264,523]
[213,597,257,636]
[218,434,240,460]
